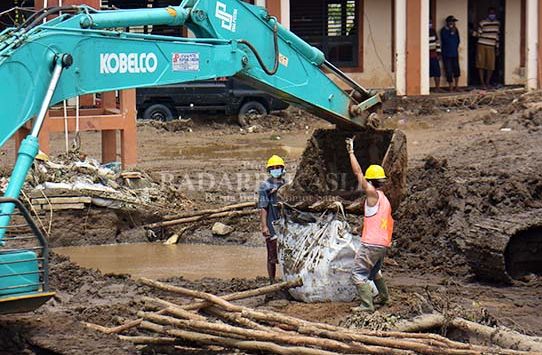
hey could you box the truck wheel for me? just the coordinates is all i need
[143,104,175,121]
[238,101,267,127]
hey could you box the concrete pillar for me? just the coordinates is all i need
[395,0,407,95]
[120,90,137,168]
[420,0,430,95]
[280,0,290,29]
[266,0,281,22]
[526,0,538,89]
[101,91,117,163]
[405,0,429,95]
[539,0,542,88]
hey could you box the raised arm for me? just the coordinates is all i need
[346,138,379,207]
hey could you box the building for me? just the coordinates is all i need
[264,0,542,95]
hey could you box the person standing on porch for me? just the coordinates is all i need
[474,7,501,88]
[440,15,461,92]
[429,19,442,92]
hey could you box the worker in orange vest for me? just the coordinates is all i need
[346,137,394,313]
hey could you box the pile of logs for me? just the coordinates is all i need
[144,201,258,229]
[85,278,535,354]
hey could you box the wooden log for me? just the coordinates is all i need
[394,313,535,354]
[139,320,339,355]
[205,306,282,333]
[139,277,302,311]
[162,201,256,220]
[142,297,207,321]
[118,335,180,345]
[138,279,504,354]
[139,311,404,355]
[136,282,478,354]
[97,278,302,335]
[144,209,258,229]
[451,318,542,353]
[180,277,302,311]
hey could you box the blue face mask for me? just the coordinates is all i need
[269,168,284,178]
[488,14,497,21]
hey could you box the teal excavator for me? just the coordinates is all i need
[0,0,383,314]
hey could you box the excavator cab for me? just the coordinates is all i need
[0,198,54,314]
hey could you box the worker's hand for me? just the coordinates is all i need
[261,226,271,239]
[345,137,355,154]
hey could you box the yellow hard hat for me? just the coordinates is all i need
[35,150,49,162]
[365,165,386,180]
[266,155,285,168]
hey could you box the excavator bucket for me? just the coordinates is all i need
[280,128,408,212]
[0,198,54,314]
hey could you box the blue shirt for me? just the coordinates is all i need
[440,26,460,58]
[258,177,285,236]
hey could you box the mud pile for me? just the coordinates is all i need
[501,90,542,131]
[391,123,542,282]
[280,128,408,212]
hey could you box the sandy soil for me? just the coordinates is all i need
[1,93,542,353]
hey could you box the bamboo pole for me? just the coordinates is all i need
[139,320,339,355]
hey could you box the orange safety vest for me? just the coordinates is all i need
[361,190,394,248]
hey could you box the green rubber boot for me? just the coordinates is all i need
[374,277,389,306]
[350,283,375,313]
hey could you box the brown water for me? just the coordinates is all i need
[54,243,268,280]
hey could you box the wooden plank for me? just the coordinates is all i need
[29,189,81,198]
[35,203,86,211]
[31,196,91,205]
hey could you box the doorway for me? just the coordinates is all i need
[468,0,506,86]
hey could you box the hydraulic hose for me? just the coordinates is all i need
[238,24,279,76]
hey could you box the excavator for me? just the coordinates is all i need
[0,0,386,314]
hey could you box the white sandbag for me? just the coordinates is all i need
[276,209,376,302]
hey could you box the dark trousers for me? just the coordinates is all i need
[443,56,460,83]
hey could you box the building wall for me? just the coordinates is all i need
[347,0,394,89]
[434,0,468,87]
[505,0,524,84]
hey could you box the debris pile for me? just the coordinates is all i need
[392,123,542,282]
[240,109,320,132]
[27,152,191,212]
[501,90,542,131]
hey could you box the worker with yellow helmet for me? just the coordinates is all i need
[346,137,394,313]
[258,155,286,284]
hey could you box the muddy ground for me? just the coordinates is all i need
[1,91,542,354]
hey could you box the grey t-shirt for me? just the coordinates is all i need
[258,177,285,236]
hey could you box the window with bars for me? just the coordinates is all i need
[291,0,360,68]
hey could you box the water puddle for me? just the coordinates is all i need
[55,243,267,280]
